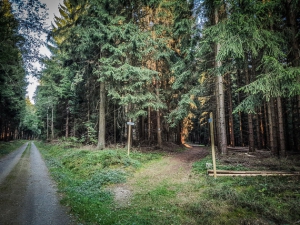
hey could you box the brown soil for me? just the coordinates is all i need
[110,144,300,207]
[218,149,300,171]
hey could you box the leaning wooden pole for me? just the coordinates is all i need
[210,112,217,179]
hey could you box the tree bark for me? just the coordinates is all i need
[156,80,162,148]
[264,103,270,149]
[237,70,244,146]
[97,82,106,149]
[244,53,254,152]
[255,113,262,150]
[277,97,286,157]
[46,108,49,140]
[215,8,227,154]
[65,103,69,138]
[51,105,54,140]
[114,104,117,144]
[267,99,278,155]
[148,106,151,141]
[227,74,235,147]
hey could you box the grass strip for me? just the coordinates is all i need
[0,140,28,158]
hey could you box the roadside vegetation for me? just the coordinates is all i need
[0,140,28,158]
[36,141,300,225]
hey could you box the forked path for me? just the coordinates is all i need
[0,142,74,225]
[112,145,210,206]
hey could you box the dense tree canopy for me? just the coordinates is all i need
[0,0,47,140]
[1,0,300,156]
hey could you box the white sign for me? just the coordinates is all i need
[127,122,135,125]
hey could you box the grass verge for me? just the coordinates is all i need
[35,141,162,224]
[0,140,28,158]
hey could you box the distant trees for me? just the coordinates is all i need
[0,0,47,141]
[0,0,26,141]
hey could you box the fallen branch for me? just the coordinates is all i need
[207,170,300,175]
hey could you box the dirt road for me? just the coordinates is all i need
[0,142,74,225]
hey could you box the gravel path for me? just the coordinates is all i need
[0,142,74,225]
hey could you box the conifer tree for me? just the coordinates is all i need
[0,0,26,140]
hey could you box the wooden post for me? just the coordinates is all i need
[210,112,217,179]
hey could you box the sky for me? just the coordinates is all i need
[26,0,62,103]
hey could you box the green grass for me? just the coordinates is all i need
[0,140,28,158]
[36,141,300,225]
[35,141,163,224]
[192,155,249,174]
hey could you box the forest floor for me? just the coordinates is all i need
[110,143,210,207]
[110,143,300,209]
[4,140,298,224]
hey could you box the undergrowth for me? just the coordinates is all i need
[36,141,300,225]
[35,141,162,224]
[192,155,249,174]
[0,140,28,158]
[192,156,300,224]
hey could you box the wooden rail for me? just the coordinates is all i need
[207,170,300,177]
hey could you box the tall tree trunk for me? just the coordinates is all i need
[267,102,274,152]
[140,115,145,141]
[97,82,105,149]
[237,70,244,146]
[114,104,117,144]
[73,118,76,137]
[51,105,54,140]
[271,99,278,155]
[267,99,278,155]
[297,96,300,151]
[244,54,254,152]
[264,103,270,149]
[47,108,49,140]
[291,98,297,151]
[277,97,286,157]
[227,74,235,147]
[286,0,300,152]
[215,8,227,154]
[65,104,69,138]
[215,82,221,151]
[255,113,262,150]
[259,107,264,149]
[176,122,182,145]
[148,106,151,141]
[156,80,162,148]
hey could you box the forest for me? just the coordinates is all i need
[1,0,300,156]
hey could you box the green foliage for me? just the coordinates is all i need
[0,140,27,158]
[192,155,249,174]
[38,140,300,224]
[36,141,162,224]
[148,184,177,201]
[0,0,27,140]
